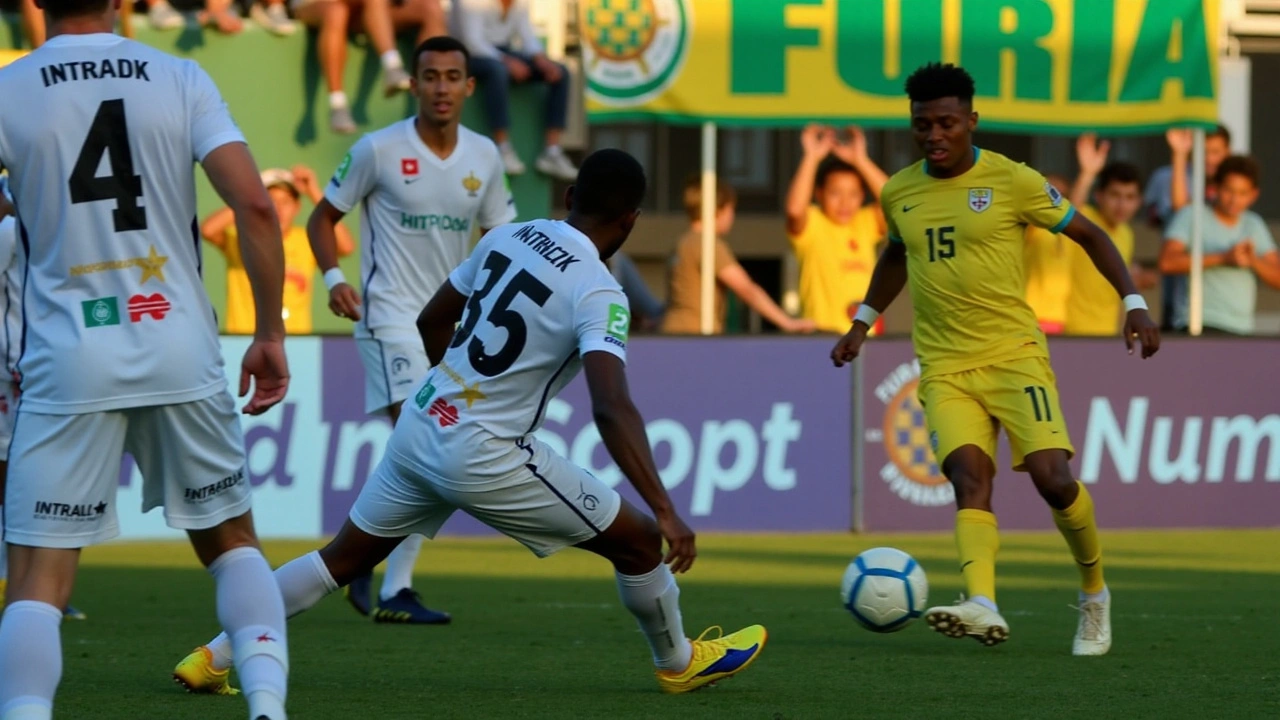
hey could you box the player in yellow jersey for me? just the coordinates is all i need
[830,63,1161,656]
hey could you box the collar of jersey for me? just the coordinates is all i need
[40,33,124,48]
[922,146,982,179]
[553,220,601,258]
[403,118,466,169]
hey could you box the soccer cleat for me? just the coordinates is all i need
[925,598,1010,646]
[1072,589,1112,656]
[655,625,767,694]
[173,646,240,695]
[372,589,452,625]
[63,604,87,621]
[345,571,373,617]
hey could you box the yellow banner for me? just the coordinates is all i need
[581,0,1219,134]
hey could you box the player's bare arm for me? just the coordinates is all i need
[416,280,468,365]
[203,142,291,413]
[1061,212,1160,358]
[307,198,362,321]
[583,351,696,573]
[831,240,907,367]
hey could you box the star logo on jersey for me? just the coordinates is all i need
[137,246,168,283]
[438,363,486,407]
[462,171,483,197]
[127,293,171,322]
[68,245,168,284]
[968,188,993,213]
[81,297,121,328]
[427,398,460,427]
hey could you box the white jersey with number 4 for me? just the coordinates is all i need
[325,120,516,339]
[0,34,244,414]
[387,219,631,489]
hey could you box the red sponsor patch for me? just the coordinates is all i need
[127,293,171,322]
[428,397,459,427]
[402,158,419,176]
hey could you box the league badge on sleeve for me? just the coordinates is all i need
[1043,181,1063,207]
[968,188,992,213]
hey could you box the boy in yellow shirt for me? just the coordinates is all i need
[1022,174,1072,334]
[201,166,354,334]
[786,125,888,334]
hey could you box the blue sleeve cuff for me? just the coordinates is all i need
[1049,206,1076,235]
[889,233,904,243]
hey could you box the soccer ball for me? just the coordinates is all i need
[840,547,928,632]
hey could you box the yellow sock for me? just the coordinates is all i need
[1051,481,1105,594]
[955,509,999,604]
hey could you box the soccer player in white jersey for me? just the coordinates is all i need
[0,1,293,718]
[309,35,516,624]
[174,149,768,695]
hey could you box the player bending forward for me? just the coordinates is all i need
[0,2,293,718]
[175,149,767,694]
[831,63,1160,656]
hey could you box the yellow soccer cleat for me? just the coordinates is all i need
[173,646,239,695]
[655,625,767,694]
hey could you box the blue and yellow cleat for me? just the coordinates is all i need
[63,604,87,621]
[655,625,767,694]
[173,646,240,696]
[372,589,451,625]
[345,571,373,617]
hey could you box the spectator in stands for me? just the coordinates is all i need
[201,167,355,334]
[18,0,44,47]
[662,177,816,335]
[785,124,888,334]
[1159,155,1280,335]
[608,252,665,332]
[1023,174,1073,334]
[1145,124,1232,331]
[148,0,246,34]
[302,0,446,133]
[452,0,578,181]
[250,0,299,36]
[1064,134,1157,336]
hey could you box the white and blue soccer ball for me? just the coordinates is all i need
[840,547,928,633]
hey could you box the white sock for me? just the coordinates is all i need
[328,91,349,110]
[379,535,423,602]
[208,547,288,715]
[0,507,7,580]
[0,601,62,720]
[206,551,338,672]
[380,50,404,72]
[971,595,999,612]
[1081,585,1109,604]
[616,564,693,671]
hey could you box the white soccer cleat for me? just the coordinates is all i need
[1072,588,1112,656]
[925,598,1009,646]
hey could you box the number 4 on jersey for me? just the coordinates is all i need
[69,99,147,232]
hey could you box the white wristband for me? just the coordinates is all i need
[323,268,348,291]
[853,304,880,328]
[1122,294,1148,312]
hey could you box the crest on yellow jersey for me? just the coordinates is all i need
[968,188,993,213]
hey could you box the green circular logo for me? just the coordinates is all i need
[582,0,692,107]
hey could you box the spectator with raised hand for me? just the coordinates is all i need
[786,124,888,334]
[663,176,816,335]
[1159,155,1280,335]
[201,166,355,335]
[1064,134,1156,336]
[452,0,577,181]
[298,0,446,133]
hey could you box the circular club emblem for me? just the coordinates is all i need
[582,0,692,107]
[91,300,113,325]
[883,379,945,486]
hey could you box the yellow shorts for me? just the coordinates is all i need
[917,356,1074,472]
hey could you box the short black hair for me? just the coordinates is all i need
[1215,155,1260,188]
[905,62,976,105]
[42,0,110,20]
[413,36,471,76]
[815,156,865,193]
[1095,162,1142,192]
[574,149,646,220]
[1209,123,1232,145]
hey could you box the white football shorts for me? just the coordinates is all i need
[350,437,622,558]
[356,335,431,415]
[4,391,250,548]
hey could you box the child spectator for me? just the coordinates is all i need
[1064,134,1156,335]
[1023,174,1073,334]
[662,177,815,335]
[201,167,355,334]
[1159,155,1280,335]
[785,124,888,334]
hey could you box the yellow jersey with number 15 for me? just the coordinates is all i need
[881,148,1075,379]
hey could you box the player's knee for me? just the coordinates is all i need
[1027,456,1077,510]
[612,515,663,575]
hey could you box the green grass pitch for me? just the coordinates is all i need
[47,530,1280,719]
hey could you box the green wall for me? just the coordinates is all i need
[2,23,553,333]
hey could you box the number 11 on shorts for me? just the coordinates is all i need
[1024,385,1052,422]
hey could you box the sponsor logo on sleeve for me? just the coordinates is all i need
[332,152,352,186]
[1044,181,1064,207]
[606,303,630,348]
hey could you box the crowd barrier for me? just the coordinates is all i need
[112,336,1278,540]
